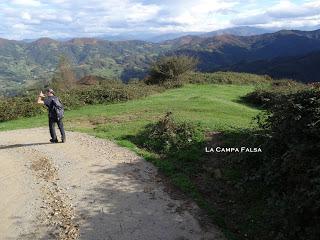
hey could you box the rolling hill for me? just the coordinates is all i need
[98,26,273,42]
[228,51,320,82]
[0,38,163,95]
[169,29,320,76]
[1,28,320,95]
[200,26,274,38]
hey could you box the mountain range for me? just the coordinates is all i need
[1,27,320,95]
[228,51,320,82]
[99,26,275,42]
[169,29,320,72]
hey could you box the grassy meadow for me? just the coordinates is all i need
[0,84,260,136]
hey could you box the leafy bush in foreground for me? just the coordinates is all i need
[135,112,204,175]
[242,89,320,240]
[138,112,203,154]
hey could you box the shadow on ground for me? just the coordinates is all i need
[0,143,54,150]
[74,161,217,240]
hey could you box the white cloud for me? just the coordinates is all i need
[13,23,28,29]
[268,0,320,18]
[154,0,238,31]
[125,3,160,22]
[12,0,41,7]
[21,12,32,21]
[233,0,320,28]
[0,0,320,39]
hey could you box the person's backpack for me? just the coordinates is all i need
[51,97,64,121]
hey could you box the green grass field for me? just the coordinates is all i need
[0,84,260,140]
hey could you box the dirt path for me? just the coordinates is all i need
[0,128,224,240]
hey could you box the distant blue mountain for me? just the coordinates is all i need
[98,26,275,42]
[200,26,275,37]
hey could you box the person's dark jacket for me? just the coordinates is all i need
[44,96,64,120]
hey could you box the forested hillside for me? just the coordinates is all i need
[1,29,320,95]
[228,51,320,82]
[0,38,163,95]
[171,29,320,75]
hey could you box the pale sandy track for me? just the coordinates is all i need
[0,128,224,240]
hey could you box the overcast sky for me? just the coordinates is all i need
[0,0,320,39]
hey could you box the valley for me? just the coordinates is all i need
[1,29,320,96]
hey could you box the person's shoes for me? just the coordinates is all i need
[50,139,58,143]
[61,137,66,143]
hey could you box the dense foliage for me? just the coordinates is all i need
[233,89,320,240]
[257,89,320,240]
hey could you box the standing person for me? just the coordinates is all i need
[37,89,66,143]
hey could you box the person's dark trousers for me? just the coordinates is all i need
[49,117,66,142]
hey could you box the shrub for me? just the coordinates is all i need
[72,82,162,105]
[0,96,45,122]
[183,71,272,85]
[242,80,309,108]
[241,89,320,240]
[241,89,283,108]
[137,112,203,154]
[135,112,204,175]
[146,55,198,86]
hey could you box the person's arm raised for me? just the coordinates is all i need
[37,91,45,104]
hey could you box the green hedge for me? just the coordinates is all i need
[0,96,45,121]
[0,82,162,122]
[242,80,308,108]
[184,71,272,85]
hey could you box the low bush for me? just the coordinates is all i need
[0,96,45,121]
[145,55,198,87]
[241,89,283,108]
[184,71,272,85]
[242,79,308,108]
[137,112,203,154]
[236,89,320,240]
[135,112,204,175]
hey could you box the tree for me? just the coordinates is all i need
[51,55,76,91]
[146,55,198,85]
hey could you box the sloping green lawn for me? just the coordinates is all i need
[0,84,260,138]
